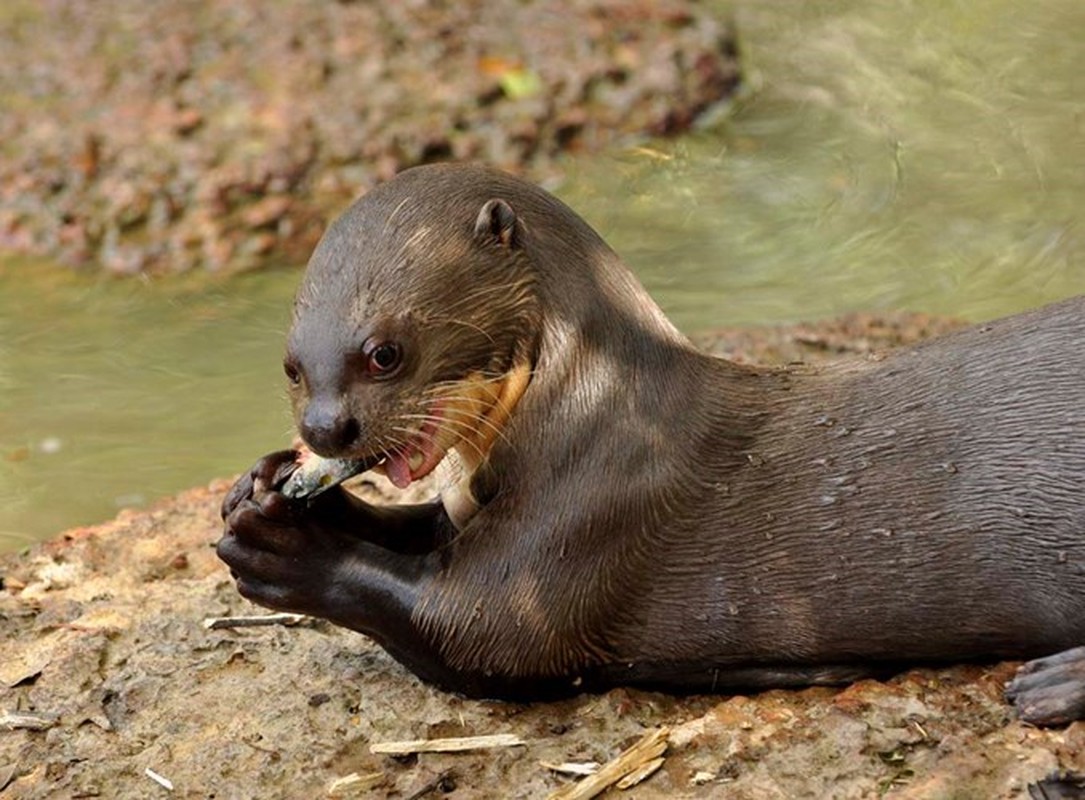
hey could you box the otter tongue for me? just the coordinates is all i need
[384,429,448,489]
[384,451,417,490]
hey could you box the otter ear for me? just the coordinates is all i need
[473,198,520,249]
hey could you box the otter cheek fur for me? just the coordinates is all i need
[218,163,1085,727]
[281,192,539,520]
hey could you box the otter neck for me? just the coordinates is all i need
[440,361,533,529]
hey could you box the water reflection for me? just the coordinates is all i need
[562,0,1085,329]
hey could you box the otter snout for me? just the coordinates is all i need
[300,397,360,456]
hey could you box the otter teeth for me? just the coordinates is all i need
[408,451,425,472]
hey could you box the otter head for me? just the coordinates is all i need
[284,166,541,494]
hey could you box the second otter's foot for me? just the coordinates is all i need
[1006,646,1085,726]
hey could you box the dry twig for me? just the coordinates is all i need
[615,756,665,790]
[370,733,526,755]
[0,711,59,732]
[144,767,174,791]
[327,771,385,795]
[202,613,313,630]
[540,761,601,777]
[546,727,669,800]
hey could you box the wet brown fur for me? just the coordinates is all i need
[220,163,1085,721]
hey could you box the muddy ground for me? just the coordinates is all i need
[5,3,1082,796]
[3,313,1083,800]
[0,0,737,275]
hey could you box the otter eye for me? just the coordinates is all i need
[283,361,301,386]
[364,340,403,377]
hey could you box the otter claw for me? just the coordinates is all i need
[280,454,373,499]
[1006,646,1085,726]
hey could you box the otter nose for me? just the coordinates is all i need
[300,398,360,456]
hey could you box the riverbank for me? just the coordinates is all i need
[0,0,737,276]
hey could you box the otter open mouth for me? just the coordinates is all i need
[380,401,455,490]
[281,362,531,501]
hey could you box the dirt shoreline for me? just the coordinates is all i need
[3,312,1082,799]
[0,0,738,276]
[6,4,1082,796]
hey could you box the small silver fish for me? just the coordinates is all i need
[280,454,378,500]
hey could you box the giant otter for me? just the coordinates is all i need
[218,164,1085,725]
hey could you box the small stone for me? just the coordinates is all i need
[241,195,292,229]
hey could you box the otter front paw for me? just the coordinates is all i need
[217,480,363,617]
[217,452,433,642]
[1006,646,1085,726]
[220,449,299,520]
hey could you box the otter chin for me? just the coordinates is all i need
[219,163,1085,728]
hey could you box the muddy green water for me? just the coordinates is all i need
[2,0,1084,548]
[0,265,298,547]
